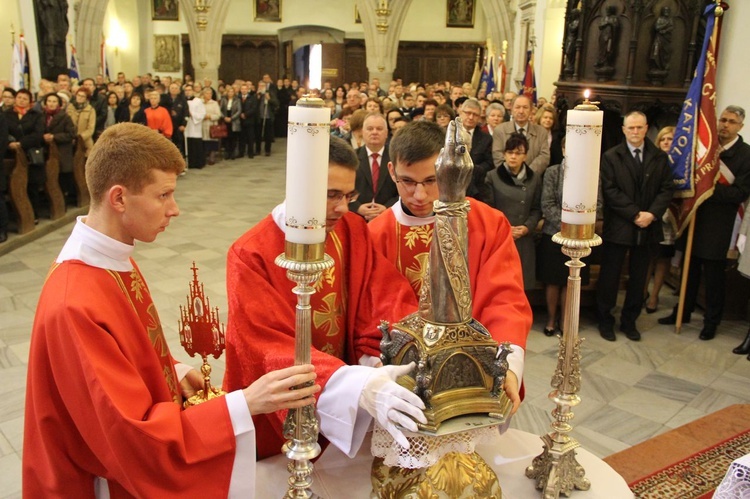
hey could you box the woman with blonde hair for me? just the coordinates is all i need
[201,87,222,165]
[534,103,563,166]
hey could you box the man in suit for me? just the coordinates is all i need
[492,95,550,175]
[165,82,187,157]
[255,81,278,157]
[459,98,494,197]
[660,105,750,342]
[238,83,257,158]
[598,111,674,341]
[350,113,398,221]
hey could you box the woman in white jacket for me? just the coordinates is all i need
[184,84,206,169]
[200,87,221,165]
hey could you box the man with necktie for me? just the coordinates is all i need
[491,94,550,175]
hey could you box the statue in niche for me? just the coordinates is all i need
[34,0,69,79]
[595,5,620,69]
[650,7,675,72]
[564,9,582,74]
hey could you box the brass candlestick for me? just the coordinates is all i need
[275,241,333,499]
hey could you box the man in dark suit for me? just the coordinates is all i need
[164,82,187,157]
[597,111,674,341]
[660,105,750,342]
[492,95,550,175]
[238,83,257,158]
[349,114,398,221]
[459,98,494,197]
[255,81,278,157]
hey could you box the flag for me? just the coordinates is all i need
[666,3,726,238]
[100,39,110,80]
[69,44,80,83]
[497,55,507,95]
[521,48,536,105]
[480,48,496,95]
[11,35,29,90]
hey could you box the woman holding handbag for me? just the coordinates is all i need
[201,87,221,165]
[219,86,241,160]
[7,89,45,221]
[42,93,77,205]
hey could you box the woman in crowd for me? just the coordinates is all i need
[201,87,222,165]
[385,108,405,136]
[220,85,241,160]
[115,92,146,125]
[480,133,542,291]
[365,98,384,114]
[535,103,563,166]
[483,102,505,135]
[68,88,98,157]
[333,86,346,115]
[423,98,438,122]
[103,91,118,130]
[7,89,45,220]
[644,125,677,313]
[42,93,77,205]
[344,109,367,150]
[434,104,456,129]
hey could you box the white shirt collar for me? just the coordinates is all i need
[392,200,435,227]
[721,136,740,152]
[366,146,385,158]
[56,216,135,271]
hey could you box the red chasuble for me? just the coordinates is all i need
[223,212,417,459]
[368,198,532,350]
[24,260,237,498]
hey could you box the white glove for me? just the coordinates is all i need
[738,234,746,254]
[359,363,426,449]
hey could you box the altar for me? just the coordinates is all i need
[256,429,634,498]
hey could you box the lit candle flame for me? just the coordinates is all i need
[584,89,590,100]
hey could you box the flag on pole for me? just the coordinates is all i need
[480,47,496,95]
[11,34,29,90]
[666,2,726,237]
[100,38,110,80]
[521,48,536,105]
[69,44,80,83]
[497,54,507,95]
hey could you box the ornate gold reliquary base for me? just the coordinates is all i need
[380,313,512,433]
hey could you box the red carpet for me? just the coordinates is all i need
[604,404,750,498]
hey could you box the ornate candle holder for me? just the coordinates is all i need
[526,95,603,498]
[275,242,333,499]
[179,262,226,408]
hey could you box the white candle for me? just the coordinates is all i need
[285,101,330,244]
[562,106,603,226]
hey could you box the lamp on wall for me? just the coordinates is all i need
[106,18,127,56]
[375,0,390,33]
[195,0,210,30]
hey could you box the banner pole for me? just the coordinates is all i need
[675,217,696,334]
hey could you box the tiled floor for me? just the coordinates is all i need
[1,141,749,497]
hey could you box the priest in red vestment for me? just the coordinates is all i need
[23,123,319,498]
[224,137,426,460]
[368,120,532,412]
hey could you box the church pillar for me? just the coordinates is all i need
[514,0,537,88]
[74,0,108,79]
[480,0,517,90]
[356,0,414,87]
[178,0,230,83]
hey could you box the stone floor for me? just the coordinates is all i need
[1,140,749,497]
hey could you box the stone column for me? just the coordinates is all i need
[355,0,413,86]
[74,0,107,79]
[179,0,231,83]
[480,0,517,90]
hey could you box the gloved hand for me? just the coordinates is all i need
[359,363,426,449]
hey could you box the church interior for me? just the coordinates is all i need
[1,0,750,497]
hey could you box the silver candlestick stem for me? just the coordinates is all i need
[275,242,333,499]
[526,231,601,498]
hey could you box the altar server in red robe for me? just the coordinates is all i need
[368,120,532,413]
[224,137,426,459]
[23,123,319,498]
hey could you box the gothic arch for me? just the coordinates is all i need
[74,0,109,78]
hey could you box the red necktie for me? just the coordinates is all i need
[371,152,380,193]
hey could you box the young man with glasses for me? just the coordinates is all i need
[368,120,532,415]
[223,136,424,459]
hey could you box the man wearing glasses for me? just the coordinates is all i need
[660,105,750,345]
[368,120,532,415]
[459,98,494,197]
[224,136,424,459]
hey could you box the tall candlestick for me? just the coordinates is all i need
[561,93,603,239]
[285,97,330,247]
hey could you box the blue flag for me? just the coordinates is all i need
[69,46,79,82]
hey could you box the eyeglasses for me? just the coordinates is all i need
[394,172,437,192]
[719,118,742,125]
[327,190,359,204]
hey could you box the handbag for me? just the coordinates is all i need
[209,123,228,139]
[27,147,46,167]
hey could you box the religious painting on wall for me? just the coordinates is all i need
[153,35,181,72]
[152,0,179,21]
[255,0,281,22]
[446,0,475,28]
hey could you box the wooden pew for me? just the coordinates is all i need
[73,135,89,207]
[45,142,66,220]
[2,150,35,234]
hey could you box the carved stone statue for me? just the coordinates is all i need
[34,0,69,80]
[595,5,620,69]
[564,9,581,74]
[650,7,675,72]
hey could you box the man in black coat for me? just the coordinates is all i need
[255,81,278,157]
[238,83,257,158]
[0,111,9,242]
[164,83,187,157]
[660,105,750,342]
[597,111,674,341]
[459,98,494,197]
[349,114,398,221]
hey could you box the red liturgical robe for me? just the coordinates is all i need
[24,260,238,498]
[368,198,532,358]
[223,211,418,459]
